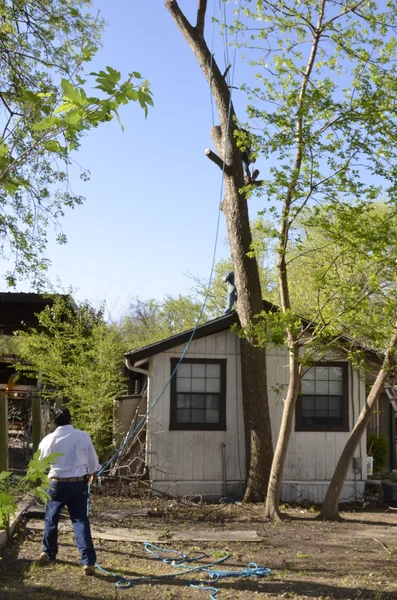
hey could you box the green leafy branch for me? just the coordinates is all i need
[0,451,62,531]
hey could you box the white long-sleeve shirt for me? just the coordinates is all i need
[39,424,101,478]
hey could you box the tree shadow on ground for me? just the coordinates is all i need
[283,513,397,528]
[1,574,394,600]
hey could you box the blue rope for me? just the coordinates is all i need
[94,541,271,597]
[88,4,258,598]
[97,0,242,484]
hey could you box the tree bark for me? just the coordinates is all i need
[166,0,273,500]
[265,343,300,519]
[319,321,397,521]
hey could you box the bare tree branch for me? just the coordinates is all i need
[196,0,207,36]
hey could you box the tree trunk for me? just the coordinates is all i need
[240,339,272,501]
[166,0,273,500]
[319,322,397,521]
[264,4,325,518]
[265,343,300,518]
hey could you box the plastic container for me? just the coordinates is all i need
[367,456,374,476]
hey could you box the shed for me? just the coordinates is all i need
[124,310,386,503]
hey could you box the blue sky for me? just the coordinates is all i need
[4,1,395,320]
[28,0,264,320]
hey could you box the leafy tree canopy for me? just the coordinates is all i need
[0,0,152,287]
[16,296,128,458]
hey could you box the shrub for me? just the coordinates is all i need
[0,451,60,532]
[367,432,389,475]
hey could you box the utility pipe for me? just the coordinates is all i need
[221,442,227,499]
[123,357,152,470]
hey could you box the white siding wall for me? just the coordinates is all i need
[147,331,367,502]
[267,346,366,503]
[147,330,245,498]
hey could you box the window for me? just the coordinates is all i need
[170,358,226,430]
[296,363,349,432]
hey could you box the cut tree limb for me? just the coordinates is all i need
[205,148,228,172]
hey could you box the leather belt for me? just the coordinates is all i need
[50,476,86,482]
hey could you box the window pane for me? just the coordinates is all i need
[191,409,205,423]
[329,381,343,395]
[301,380,315,394]
[192,363,206,378]
[315,367,329,380]
[178,364,191,377]
[206,364,221,378]
[315,397,328,412]
[302,396,315,413]
[177,409,191,423]
[206,409,220,423]
[329,366,343,380]
[206,378,220,393]
[206,396,219,409]
[302,368,315,380]
[192,378,205,392]
[191,395,205,409]
[315,381,329,395]
[177,377,191,393]
[177,394,190,408]
[329,396,342,411]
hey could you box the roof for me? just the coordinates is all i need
[124,300,279,365]
[124,299,384,368]
[0,292,74,335]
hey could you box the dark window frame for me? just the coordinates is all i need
[296,361,349,432]
[170,358,227,431]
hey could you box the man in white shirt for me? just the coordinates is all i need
[38,407,101,576]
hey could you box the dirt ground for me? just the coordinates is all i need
[1,493,397,600]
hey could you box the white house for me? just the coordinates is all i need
[124,309,376,504]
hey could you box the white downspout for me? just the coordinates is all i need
[124,358,150,380]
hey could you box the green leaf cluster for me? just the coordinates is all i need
[231,1,397,359]
[0,1,152,287]
[0,450,61,530]
[367,432,389,475]
[243,309,302,349]
[287,202,397,353]
[15,297,128,458]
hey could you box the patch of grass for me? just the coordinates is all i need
[211,550,227,559]
[28,561,41,575]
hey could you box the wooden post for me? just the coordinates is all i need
[0,392,8,472]
[31,394,42,453]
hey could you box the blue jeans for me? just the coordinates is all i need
[43,481,96,566]
[224,289,237,314]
